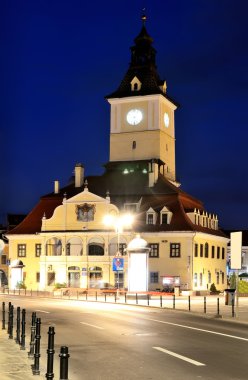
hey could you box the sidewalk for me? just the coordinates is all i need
[0,327,45,380]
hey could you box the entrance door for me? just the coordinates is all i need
[68,272,80,287]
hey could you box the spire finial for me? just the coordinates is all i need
[141,8,147,25]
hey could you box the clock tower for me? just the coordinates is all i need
[106,16,178,183]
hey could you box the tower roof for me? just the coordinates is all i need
[106,18,177,105]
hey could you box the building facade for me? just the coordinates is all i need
[7,18,228,293]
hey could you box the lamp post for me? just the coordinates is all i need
[103,213,134,297]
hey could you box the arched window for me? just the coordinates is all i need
[46,238,62,256]
[66,237,83,256]
[88,244,104,256]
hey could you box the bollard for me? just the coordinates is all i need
[7,302,11,334]
[124,292,127,304]
[86,291,88,301]
[95,291,97,301]
[136,293,138,305]
[204,296,206,313]
[45,326,55,379]
[2,302,5,330]
[173,294,175,309]
[114,292,117,303]
[32,317,41,375]
[9,305,14,339]
[147,293,149,306]
[59,346,70,380]
[188,296,191,311]
[20,308,26,350]
[160,295,162,308]
[232,298,235,317]
[217,297,220,316]
[104,293,107,302]
[15,306,21,344]
[28,312,37,358]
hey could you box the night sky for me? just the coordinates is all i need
[1,0,247,229]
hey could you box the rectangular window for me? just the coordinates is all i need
[194,244,198,257]
[147,214,154,224]
[200,244,203,257]
[35,244,42,257]
[200,273,203,286]
[36,272,40,283]
[47,272,55,286]
[150,272,159,283]
[208,271,211,284]
[18,244,26,257]
[216,272,220,285]
[222,247,225,260]
[1,255,6,265]
[194,273,197,287]
[222,272,224,284]
[149,244,159,258]
[170,243,181,258]
[217,247,220,259]
[211,246,215,259]
[161,214,168,224]
[119,243,127,256]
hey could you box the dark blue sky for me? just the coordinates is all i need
[1,0,247,229]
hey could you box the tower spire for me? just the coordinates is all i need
[141,8,147,25]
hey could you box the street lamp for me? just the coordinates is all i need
[103,213,134,293]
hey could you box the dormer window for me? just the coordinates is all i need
[160,206,172,225]
[146,207,157,225]
[131,76,141,91]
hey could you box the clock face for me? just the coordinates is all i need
[126,109,143,125]
[164,112,170,128]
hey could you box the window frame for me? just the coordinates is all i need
[170,243,181,258]
[149,243,159,258]
[18,244,26,257]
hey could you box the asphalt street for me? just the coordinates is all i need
[1,295,248,380]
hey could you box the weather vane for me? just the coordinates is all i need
[141,7,147,24]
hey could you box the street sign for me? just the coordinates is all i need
[112,257,124,271]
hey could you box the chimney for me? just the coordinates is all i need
[75,163,84,188]
[54,180,60,194]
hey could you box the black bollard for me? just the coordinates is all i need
[136,293,138,305]
[147,293,150,306]
[15,306,21,344]
[188,296,191,311]
[20,308,26,350]
[28,312,37,358]
[204,296,206,313]
[95,291,97,301]
[2,302,5,330]
[124,292,127,303]
[9,305,14,339]
[160,295,162,308]
[7,301,11,334]
[45,326,55,379]
[59,346,70,380]
[32,317,41,375]
[104,293,106,302]
[232,298,235,317]
[114,292,117,303]
[173,294,175,309]
[217,297,220,316]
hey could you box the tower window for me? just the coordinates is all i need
[134,83,138,91]
[132,141,136,149]
[147,214,154,224]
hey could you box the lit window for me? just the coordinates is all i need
[194,273,197,287]
[35,244,42,257]
[200,273,203,286]
[170,243,180,258]
[149,244,159,258]
[18,244,26,257]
